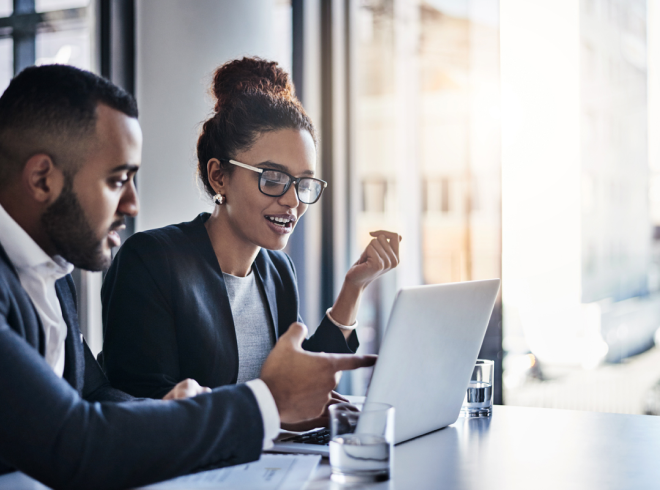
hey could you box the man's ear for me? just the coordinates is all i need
[22,154,65,205]
[207,158,228,194]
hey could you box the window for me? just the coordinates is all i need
[0,37,11,91]
[348,0,502,398]
[423,178,451,214]
[0,0,90,90]
[362,179,389,213]
[501,0,660,415]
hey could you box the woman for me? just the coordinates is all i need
[100,57,400,411]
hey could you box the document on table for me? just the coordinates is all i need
[139,454,321,490]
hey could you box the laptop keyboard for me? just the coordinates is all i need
[280,428,331,445]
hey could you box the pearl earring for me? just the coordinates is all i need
[213,193,225,205]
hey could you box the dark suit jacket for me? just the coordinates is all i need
[0,243,263,490]
[100,212,359,398]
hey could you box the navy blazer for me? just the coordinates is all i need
[0,243,263,490]
[100,212,359,398]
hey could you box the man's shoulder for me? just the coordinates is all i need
[0,241,17,277]
[0,246,22,304]
[0,244,42,347]
[0,257,13,315]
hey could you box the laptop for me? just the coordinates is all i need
[270,279,501,456]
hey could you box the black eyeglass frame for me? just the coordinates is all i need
[219,158,328,204]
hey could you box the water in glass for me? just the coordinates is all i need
[462,380,493,416]
[329,434,390,483]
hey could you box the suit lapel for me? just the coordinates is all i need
[184,213,240,382]
[253,251,280,341]
[56,277,85,395]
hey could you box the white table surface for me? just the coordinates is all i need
[305,405,660,490]
[2,405,660,490]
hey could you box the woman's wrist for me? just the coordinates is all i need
[326,308,358,331]
[329,280,365,327]
[342,278,367,298]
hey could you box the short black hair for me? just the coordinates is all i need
[0,64,138,187]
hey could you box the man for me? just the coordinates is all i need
[0,65,375,490]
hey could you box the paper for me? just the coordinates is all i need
[139,454,321,490]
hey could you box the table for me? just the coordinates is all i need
[2,406,660,489]
[305,405,660,490]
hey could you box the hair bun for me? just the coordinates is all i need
[212,57,294,112]
[197,56,316,200]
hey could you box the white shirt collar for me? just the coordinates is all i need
[0,203,73,278]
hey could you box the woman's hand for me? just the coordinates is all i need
[328,231,401,333]
[162,378,212,400]
[345,230,401,290]
[280,391,350,432]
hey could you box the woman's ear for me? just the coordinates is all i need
[207,158,228,194]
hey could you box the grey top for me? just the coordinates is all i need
[222,269,275,384]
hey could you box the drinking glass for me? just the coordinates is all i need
[328,402,395,483]
[460,359,494,417]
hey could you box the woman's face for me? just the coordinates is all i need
[219,128,317,251]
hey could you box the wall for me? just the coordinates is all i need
[135,0,285,232]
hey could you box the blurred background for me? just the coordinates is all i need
[2,0,660,415]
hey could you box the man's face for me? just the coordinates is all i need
[42,104,141,271]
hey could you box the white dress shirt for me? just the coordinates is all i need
[245,379,280,449]
[0,204,72,377]
[0,203,280,447]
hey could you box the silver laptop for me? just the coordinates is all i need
[270,279,501,456]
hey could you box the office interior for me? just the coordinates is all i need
[1,0,659,416]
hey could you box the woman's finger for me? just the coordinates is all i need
[358,240,383,269]
[369,238,392,270]
[379,232,401,263]
[376,234,399,267]
[369,230,401,257]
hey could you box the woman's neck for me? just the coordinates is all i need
[204,208,260,277]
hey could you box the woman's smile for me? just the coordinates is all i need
[264,213,297,234]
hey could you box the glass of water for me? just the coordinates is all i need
[460,359,494,417]
[328,402,395,484]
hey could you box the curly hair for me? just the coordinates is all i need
[196,57,316,198]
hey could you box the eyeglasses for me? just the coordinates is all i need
[220,159,327,205]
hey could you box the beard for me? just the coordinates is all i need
[41,178,120,271]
